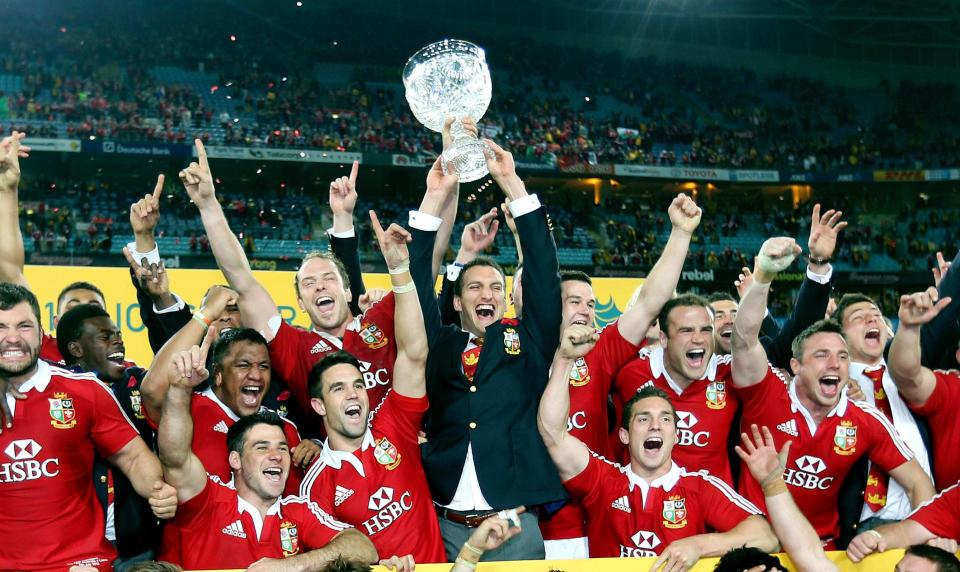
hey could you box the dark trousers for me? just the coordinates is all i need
[439,511,545,561]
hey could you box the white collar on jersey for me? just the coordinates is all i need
[848,359,885,380]
[237,492,282,541]
[625,461,683,503]
[788,375,850,436]
[201,387,241,422]
[17,359,53,393]
[318,430,376,477]
[647,347,720,394]
[309,328,344,349]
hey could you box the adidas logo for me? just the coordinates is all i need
[213,420,230,434]
[334,485,354,507]
[221,520,246,539]
[310,340,332,355]
[777,420,799,437]
[611,495,631,513]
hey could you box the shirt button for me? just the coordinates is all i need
[469,422,477,429]
[469,386,477,393]
[100,476,107,483]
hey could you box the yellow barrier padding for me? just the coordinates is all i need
[24,266,644,366]
[199,550,904,572]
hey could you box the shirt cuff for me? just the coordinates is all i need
[507,194,541,218]
[154,294,185,314]
[327,227,355,238]
[806,265,833,284]
[408,211,443,232]
[126,242,161,266]
[446,263,464,281]
[265,314,283,342]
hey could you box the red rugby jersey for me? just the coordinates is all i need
[614,348,739,484]
[908,370,960,490]
[0,361,139,571]
[738,366,915,544]
[268,294,397,422]
[564,453,761,558]
[174,476,351,569]
[907,481,960,539]
[300,390,445,563]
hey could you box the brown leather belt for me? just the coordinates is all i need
[435,505,499,528]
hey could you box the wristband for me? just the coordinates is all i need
[808,254,830,265]
[462,542,483,557]
[392,281,416,294]
[454,557,477,570]
[388,263,411,275]
[757,240,797,273]
[761,478,788,497]
[192,312,211,327]
[867,529,884,542]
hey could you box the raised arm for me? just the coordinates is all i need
[888,458,936,510]
[370,211,426,399]
[180,139,278,337]
[619,195,701,345]
[157,327,216,504]
[889,287,952,405]
[735,425,838,572]
[538,325,597,481]
[921,249,960,368]
[428,117,478,277]
[0,132,31,286]
[328,161,366,317]
[140,285,238,422]
[732,237,802,388]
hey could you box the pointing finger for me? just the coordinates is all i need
[195,139,209,172]
[349,160,359,187]
[152,174,165,203]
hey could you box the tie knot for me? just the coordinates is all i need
[864,366,885,384]
[474,336,484,347]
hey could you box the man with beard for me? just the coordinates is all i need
[56,304,166,567]
[538,323,778,565]
[731,237,935,548]
[707,204,842,371]
[156,328,377,569]
[300,213,445,568]
[179,141,398,431]
[407,140,562,560]
[0,282,176,571]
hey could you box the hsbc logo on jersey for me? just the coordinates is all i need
[782,455,833,490]
[0,439,60,483]
[362,486,413,535]
[567,411,587,431]
[358,359,390,389]
[675,411,710,447]
[620,530,661,557]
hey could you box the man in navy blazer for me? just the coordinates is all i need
[407,139,564,561]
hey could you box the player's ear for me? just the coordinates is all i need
[311,397,326,417]
[228,450,242,471]
[619,426,629,446]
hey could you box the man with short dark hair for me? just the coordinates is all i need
[300,214,445,566]
[731,237,935,548]
[539,324,778,565]
[157,333,377,568]
[0,282,176,571]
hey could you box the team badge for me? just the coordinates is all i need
[503,328,521,356]
[833,420,857,455]
[49,392,77,429]
[279,520,300,557]
[568,357,591,387]
[374,437,402,470]
[129,390,144,419]
[662,496,688,529]
[360,323,388,349]
[705,381,726,410]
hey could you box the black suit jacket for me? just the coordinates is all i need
[409,202,566,509]
[129,269,192,354]
[762,273,833,371]
[329,232,367,318]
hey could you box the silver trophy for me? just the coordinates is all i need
[403,39,493,183]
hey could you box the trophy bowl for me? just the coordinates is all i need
[403,39,493,183]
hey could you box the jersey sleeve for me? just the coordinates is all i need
[268,321,312,406]
[859,403,915,472]
[593,322,645,394]
[736,366,789,421]
[697,472,764,532]
[89,380,140,458]
[563,453,617,509]
[173,476,215,531]
[911,371,960,417]
[907,483,960,539]
[298,498,354,549]
[371,390,429,453]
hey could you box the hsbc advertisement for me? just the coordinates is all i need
[0,439,60,483]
